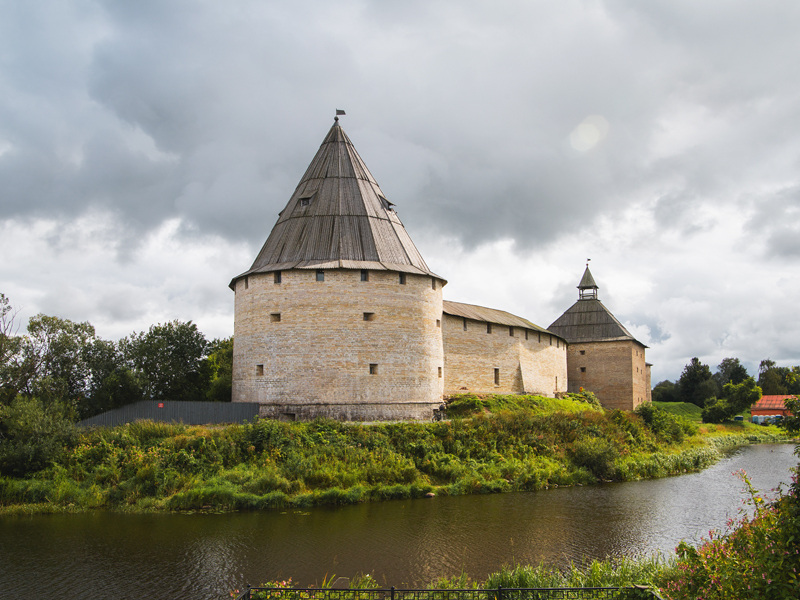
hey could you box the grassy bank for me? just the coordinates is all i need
[0,395,789,515]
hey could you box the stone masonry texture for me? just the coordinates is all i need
[233,269,444,421]
[442,314,568,396]
[565,340,648,411]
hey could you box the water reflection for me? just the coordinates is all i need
[1,443,795,599]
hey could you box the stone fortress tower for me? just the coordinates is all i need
[230,117,445,421]
[231,116,569,421]
[548,266,651,411]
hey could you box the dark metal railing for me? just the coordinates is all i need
[234,585,664,600]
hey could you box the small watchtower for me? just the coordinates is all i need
[549,266,651,410]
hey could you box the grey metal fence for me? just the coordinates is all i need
[78,400,260,428]
[234,586,664,600]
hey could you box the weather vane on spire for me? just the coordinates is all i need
[586,258,591,267]
[335,109,346,122]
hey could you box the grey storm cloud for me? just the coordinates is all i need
[3,0,798,249]
[745,185,800,258]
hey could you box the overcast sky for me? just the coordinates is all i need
[2,0,799,383]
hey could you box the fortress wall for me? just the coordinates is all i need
[518,334,569,397]
[632,345,649,408]
[442,315,568,396]
[566,340,647,410]
[233,269,444,421]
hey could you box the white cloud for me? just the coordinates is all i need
[0,212,250,341]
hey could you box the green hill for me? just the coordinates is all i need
[653,401,703,422]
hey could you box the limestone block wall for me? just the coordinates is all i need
[566,340,648,410]
[442,314,568,396]
[233,269,444,421]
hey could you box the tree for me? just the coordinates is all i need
[21,314,96,405]
[702,377,762,423]
[679,358,717,407]
[786,367,800,395]
[0,396,77,476]
[0,293,25,404]
[0,293,18,367]
[204,337,233,402]
[758,358,789,395]
[2,311,97,406]
[782,395,800,436]
[758,358,777,378]
[760,370,788,395]
[122,320,209,402]
[652,380,679,403]
[80,338,142,418]
[713,358,749,391]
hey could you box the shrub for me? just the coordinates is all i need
[567,389,603,408]
[659,468,800,599]
[635,403,697,443]
[445,395,485,417]
[568,437,618,479]
[701,377,762,423]
[0,397,77,476]
[127,420,185,445]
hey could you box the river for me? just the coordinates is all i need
[1,443,796,599]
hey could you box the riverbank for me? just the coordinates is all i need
[0,395,789,516]
[448,450,800,599]
[243,453,799,599]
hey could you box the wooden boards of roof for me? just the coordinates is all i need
[548,298,640,344]
[233,120,440,288]
[443,300,555,335]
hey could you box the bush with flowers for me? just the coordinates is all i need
[658,467,799,599]
[657,400,800,599]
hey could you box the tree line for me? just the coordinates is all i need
[0,293,232,420]
[652,356,799,422]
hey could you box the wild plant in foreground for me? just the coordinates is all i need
[659,468,800,599]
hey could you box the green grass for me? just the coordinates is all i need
[654,401,770,428]
[653,402,703,422]
[444,393,601,418]
[483,555,670,589]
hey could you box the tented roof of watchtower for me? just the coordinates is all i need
[578,266,598,290]
[231,119,442,288]
[548,270,647,346]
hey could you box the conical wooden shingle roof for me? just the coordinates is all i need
[548,269,645,345]
[232,119,441,287]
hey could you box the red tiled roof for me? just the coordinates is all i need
[752,395,795,410]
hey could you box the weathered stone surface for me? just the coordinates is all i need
[565,340,648,410]
[442,314,568,396]
[233,269,444,421]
